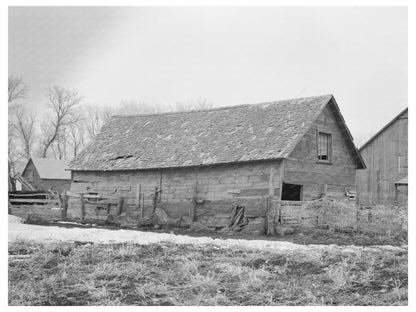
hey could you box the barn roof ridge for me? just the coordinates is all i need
[111,94,334,119]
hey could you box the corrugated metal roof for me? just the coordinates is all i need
[69,94,364,171]
[29,158,71,180]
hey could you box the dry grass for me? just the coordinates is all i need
[8,239,407,306]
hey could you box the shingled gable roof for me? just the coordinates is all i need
[69,94,365,171]
[23,158,71,180]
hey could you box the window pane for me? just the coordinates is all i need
[318,132,330,160]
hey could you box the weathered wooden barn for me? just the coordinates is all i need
[67,95,365,227]
[356,108,408,206]
[21,158,71,192]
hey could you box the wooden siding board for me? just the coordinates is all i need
[68,161,283,224]
[356,110,408,205]
[284,104,357,200]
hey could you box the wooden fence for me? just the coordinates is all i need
[266,199,408,236]
[9,191,64,221]
[8,190,407,237]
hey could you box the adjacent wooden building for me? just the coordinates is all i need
[67,95,365,226]
[356,108,408,206]
[21,158,71,192]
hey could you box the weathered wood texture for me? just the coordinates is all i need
[8,191,64,221]
[284,104,358,200]
[356,110,408,205]
[10,205,63,221]
[68,161,282,225]
[268,199,407,236]
[21,159,71,192]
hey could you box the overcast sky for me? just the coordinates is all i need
[8,6,407,146]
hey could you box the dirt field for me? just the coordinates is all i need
[8,215,408,306]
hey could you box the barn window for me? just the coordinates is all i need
[281,183,303,201]
[317,132,331,162]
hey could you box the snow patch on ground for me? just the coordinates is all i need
[8,215,406,255]
[9,215,24,224]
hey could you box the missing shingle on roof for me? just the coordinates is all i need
[110,155,133,161]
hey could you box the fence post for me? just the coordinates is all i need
[266,196,275,235]
[152,186,158,214]
[140,194,144,219]
[80,194,85,222]
[117,196,124,216]
[62,190,68,220]
[356,207,360,233]
[136,184,141,210]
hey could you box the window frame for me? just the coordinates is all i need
[316,131,332,164]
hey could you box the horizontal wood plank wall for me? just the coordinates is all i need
[284,104,357,200]
[68,160,282,224]
[10,206,63,220]
[356,110,408,205]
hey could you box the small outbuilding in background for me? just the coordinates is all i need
[20,157,71,193]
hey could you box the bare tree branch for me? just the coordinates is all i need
[14,106,36,161]
[118,100,164,115]
[8,75,29,104]
[171,97,214,112]
[67,122,86,158]
[8,75,29,189]
[40,86,82,158]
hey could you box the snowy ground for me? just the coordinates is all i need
[8,215,406,255]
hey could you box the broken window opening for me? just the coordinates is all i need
[317,132,331,161]
[281,183,303,201]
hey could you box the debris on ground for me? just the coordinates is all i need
[139,208,171,226]
[228,205,247,231]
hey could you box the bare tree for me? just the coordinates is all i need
[172,97,214,112]
[67,122,86,158]
[118,100,165,115]
[40,86,82,158]
[52,127,68,159]
[14,106,36,161]
[8,75,28,104]
[8,75,29,191]
[83,104,113,141]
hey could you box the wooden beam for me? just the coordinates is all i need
[152,186,158,214]
[9,198,59,204]
[159,171,163,202]
[117,196,124,216]
[136,184,141,210]
[80,194,85,222]
[9,193,51,197]
[190,182,198,225]
[141,193,144,219]
[62,190,68,220]
[278,160,285,200]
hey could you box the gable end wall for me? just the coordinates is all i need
[22,160,71,192]
[284,103,357,200]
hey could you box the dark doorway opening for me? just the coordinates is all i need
[281,183,303,201]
